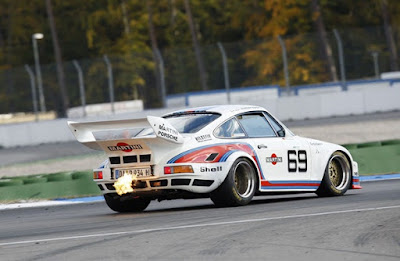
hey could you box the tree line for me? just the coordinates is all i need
[0,0,399,116]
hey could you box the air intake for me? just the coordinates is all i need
[205,153,219,162]
[109,157,120,164]
[123,155,138,163]
[140,154,151,162]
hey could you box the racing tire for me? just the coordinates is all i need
[104,193,151,213]
[210,158,257,207]
[316,151,351,197]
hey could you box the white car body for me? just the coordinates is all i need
[68,105,361,208]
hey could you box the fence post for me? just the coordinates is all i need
[72,60,87,117]
[155,48,167,108]
[103,55,115,114]
[217,42,231,104]
[277,35,290,95]
[24,64,39,121]
[371,52,380,79]
[333,29,347,91]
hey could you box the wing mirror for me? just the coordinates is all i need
[277,129,285,137]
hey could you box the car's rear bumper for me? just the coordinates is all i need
[95,175,219,195]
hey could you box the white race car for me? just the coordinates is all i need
[68,105,361,212]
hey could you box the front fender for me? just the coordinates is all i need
[307,138,356,182]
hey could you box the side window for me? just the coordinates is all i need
[214,118,246,138]
[263,112,285,137]
[237,113,276,137]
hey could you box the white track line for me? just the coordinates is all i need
[0,205,399,247]
[0,201,80,210]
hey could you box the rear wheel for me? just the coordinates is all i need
[210,158,257,207]
[104,193,151,213]
[316,151,351,197]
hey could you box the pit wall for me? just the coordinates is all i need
[0,140,398,201]
[0,79,399,148]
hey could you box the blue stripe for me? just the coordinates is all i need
[54,196,104,202]
[167,142,265,179]
[167,144,221,164]
[219,150,239,162]
[267,180,320,184]
[261,186,318,190]
[360,173,400,181]
[168,142,251,164]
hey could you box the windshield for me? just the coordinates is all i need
[164,113,220,133]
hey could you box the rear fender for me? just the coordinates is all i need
[222,150,262,189]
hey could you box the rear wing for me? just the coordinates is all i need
[68,116,184,150]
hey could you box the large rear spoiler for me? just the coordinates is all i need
[68,116,184,150]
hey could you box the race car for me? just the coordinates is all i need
[68,105,361,212]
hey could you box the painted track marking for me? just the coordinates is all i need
[0,205,399,247]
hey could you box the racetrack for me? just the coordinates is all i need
[1,179,399,260]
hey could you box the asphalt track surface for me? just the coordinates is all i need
[0,180,399,260]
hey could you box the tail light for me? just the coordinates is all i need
[93,171,103,179]
[164,165,194,174]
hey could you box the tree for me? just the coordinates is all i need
[381,0,398,71]
[146,0,162,107]
[45,0,69,117]
[311,0,338,82]
[184,0,208,90]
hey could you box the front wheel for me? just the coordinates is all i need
[210,158,257,207]
[316,151,351,197]
[104,193,151,213]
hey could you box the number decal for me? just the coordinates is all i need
[298,150,307,172]
[288,150,297,172]
[288,150,307,173]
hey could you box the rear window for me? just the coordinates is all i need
[164,113,220,133]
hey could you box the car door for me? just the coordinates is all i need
[263,112,312,182]
[236,112,311,186]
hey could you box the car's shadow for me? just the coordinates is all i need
[105,193,337,216]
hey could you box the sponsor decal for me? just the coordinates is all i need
[167,142,266,180]
[158,124,179,142]
[195,134,212,142]
[108,142,143,152]
[200,166,222,172]
[266,153,282,165]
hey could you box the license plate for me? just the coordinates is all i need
[115,168,152,179]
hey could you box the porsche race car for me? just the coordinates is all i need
[68,105,361,212]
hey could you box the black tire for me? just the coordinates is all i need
[210,158,257,207]
[104,193,151,213]
[316,151,351,197]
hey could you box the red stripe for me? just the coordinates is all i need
[175,144,253,163]
[261,180,320,187]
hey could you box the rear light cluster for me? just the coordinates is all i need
[93,171,103,179]
[164,165,194,174]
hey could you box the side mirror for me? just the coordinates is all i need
[277,129,285,137]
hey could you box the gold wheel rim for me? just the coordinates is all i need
[328,155,350,190]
